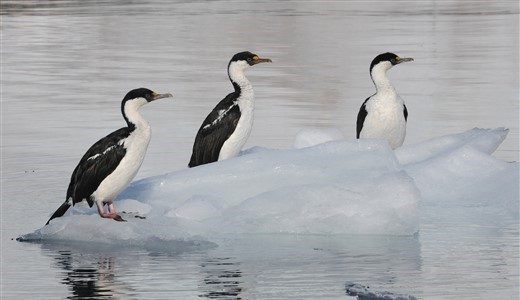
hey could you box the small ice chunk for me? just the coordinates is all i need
[345,282,417,300]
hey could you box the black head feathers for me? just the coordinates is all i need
[230,51,257,65]
[229,51,272,66]
[122,88,156,102]
[370,52,399,72]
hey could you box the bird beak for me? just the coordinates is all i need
[395,57,414,64]
[251,56,272,65]
[151,92,173,101]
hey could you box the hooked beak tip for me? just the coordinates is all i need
[253,57,272,65]
[398,57,414,63]
[152,93,173,101]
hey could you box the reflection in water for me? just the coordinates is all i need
[35,234,423,299]
[61,260,114,299]
[198,235,423,299]
[26,232,424,298]
[42,244,136,299]
[199,257,243,299]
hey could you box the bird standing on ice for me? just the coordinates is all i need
[356,52,413,149]
[46,88,173,225]
[188,51,272,167]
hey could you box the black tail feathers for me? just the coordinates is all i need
[45,200,72,225]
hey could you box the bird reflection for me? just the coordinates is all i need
[44,245,135,299]
[199,257,243,299]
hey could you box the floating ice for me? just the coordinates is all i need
[398,128,519,223]
[17,199,216,251]
[395,127,510,165]
[19,127,518,248]
[345,282,417,300]
[121,138,419,236]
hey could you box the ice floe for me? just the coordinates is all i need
[18,128,518,248]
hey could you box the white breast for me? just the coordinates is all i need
[218,88,254,161]
[93,125,151,203]
[360,91,406,149]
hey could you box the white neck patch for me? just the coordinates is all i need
[371,61,393,92]
[228,60,251,89]
[124,97,149,128]
[228,60,254,109]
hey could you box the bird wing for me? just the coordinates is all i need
[66,128,129,206]
[356,97,370,139]
[403,104,408,122]
[189,93,241,167]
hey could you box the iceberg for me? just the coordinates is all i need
[18,128,518,248]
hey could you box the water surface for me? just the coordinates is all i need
[1,1,518,299]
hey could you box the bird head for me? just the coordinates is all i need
[122,88,173,109]
[370,52,413,74]
[228,51,272,72]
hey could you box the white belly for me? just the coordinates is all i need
[93,127,151,202]
[219,98,254,161]
[360,95,406,149]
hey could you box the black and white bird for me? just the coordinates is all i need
[188,51,271,167]
[356,52,413,149]
[46,88,173,225]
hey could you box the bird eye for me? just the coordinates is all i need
[247,58,252,62]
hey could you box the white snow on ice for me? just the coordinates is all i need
[19,128,519,249]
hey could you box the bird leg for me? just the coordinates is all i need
[107,203,116,214]
[96,201,126,222]
[108,203,126,222]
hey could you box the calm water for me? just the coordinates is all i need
[1,1,519,299]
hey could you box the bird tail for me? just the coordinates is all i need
[45,199,72,225]
[188,155,198,168]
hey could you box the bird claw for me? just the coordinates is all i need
[113,214,126,222]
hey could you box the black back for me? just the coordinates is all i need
[66,127,130,206]
[356,97,370,139]
[189,92,241,167]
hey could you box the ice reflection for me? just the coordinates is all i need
[35,234,422,299]
[203,234,422,299]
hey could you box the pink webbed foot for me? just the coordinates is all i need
[96,202,126,222]
[112,214,126,222]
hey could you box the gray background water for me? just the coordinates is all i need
[1,1,519,299]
